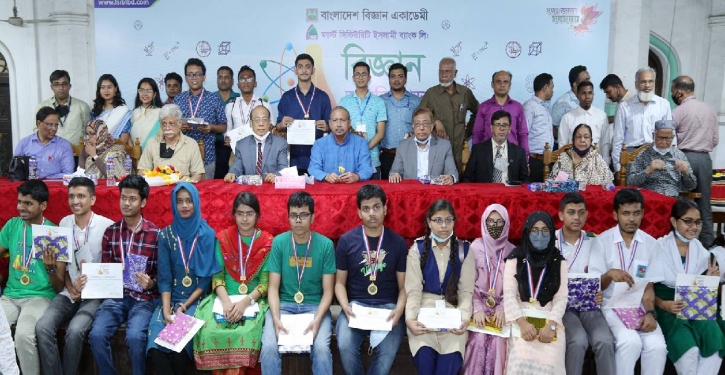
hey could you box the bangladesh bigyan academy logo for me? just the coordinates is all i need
[547,4,603,34]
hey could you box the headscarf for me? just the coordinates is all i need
[506,210,564,306]
[170,183,221,277]
[480,204,515,256]
[86,120,116,155]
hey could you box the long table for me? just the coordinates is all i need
[0,180,677,241]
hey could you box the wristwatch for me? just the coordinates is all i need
[549,323,557,332]
[91,155,98,162]
[46,267,57,275]
[645,309,657,318]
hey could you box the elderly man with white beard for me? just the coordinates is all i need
[611,67,673,173]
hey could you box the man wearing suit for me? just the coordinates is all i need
[462,109,529,183]
[388,108,458,185]
[223,106,288,183]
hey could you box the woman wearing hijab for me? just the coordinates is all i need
[193,192,273,375]
[462,204,516,375]
[78,119,127,178]
[503,211,568,374]
[147,183,221,374]
[405,199,475,375]
[549,124,613,185]
[651,199,725,375]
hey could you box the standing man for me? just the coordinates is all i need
[523,73,555,182]
[174,58,227,179]
[419,57,479,174]
[36,177,114,375]
[612,67,673,173]
[87,175,160,375]
[672,76,718,247]
[214,66,241,178]
[276,54,332,176]
[552,65,590,144]
[340,61,387,179]
[261,192,336,375]
[472,71,529,157]
[599,74,635,124]
[559,81,612,165]
[225,65,273,145]
[379,63,420,179]
[164,73,183,104]
[36,70,91,150]
[335,184,408,375]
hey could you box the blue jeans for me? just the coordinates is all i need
[88,296,154,375]
[336,302,405,375]
[260,302,333,375]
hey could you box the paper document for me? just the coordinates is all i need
[225,126,253,153]
[287,120,316,145]
[347,304,393,331]
[212,295,260,317]
[511,309,557,341]
[417,307,462,331]
[467,316,511,337]
[154,313,205,353]
[80,263,123,299]
[606,279,648,309]
[277,314,314,347]
[32,225,73,263]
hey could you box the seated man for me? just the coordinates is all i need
[462,109,529,183]
[388,108,457,185]
[224,106,288,183]
[261,192,336,375]
[556,193,615,375]
[308,106,374,183]
[14,107,74,178]
[627,120,696,197]
[0,303,19,375]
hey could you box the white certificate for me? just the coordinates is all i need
[225,126,253,154]
[287,120,316,145]
[278,313,314,347]
[606,278,648,309]
[212,295,260,317]
[347,303,393,331]
[80,263,123,299]
[417,307,462,331]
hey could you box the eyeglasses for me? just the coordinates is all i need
[51,82,70,89]
[289,212,311,221]
[678,218,703,228]
[486,219,505,226]
[353,72,369,78]
[137,88,154,94]
[530,228,551,235]
[430,217,455,225]
[492,123,511,129]
[655,136,674,142]
[239,77,255,83]
[413,122,432,128]
[185,72,204,79]
[574,135,591,141]
[330,118,348,124]
[235,211,257,219]
[252,118,269,124]
[41,122,59,129]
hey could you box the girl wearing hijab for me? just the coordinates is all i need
[78,119,127,178]
[462,204,516,375]
[147,183,221,374]
[503,211,568,374]
[405,199,475,375]
[651,200,725,375]
[193,192,274,375]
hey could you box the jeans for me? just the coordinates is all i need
[88,296,154,375]
[1,295,51,375]
[260,302,333,375]
[204,162,216,180]
[336,302,405,375]
[36,294,101,375]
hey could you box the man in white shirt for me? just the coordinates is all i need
[589,188,667,375]
[556,193,615,375]
[224,65,273,147]
[612,67,673,172]
[36,70,91,150]
[0,303,19,375]
[558,81,612,165]
[35,177,114,375]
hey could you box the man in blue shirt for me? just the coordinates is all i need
[523,73,555,182]
[14,107,74,178]
[174,58,227,179]
[380,63,420,180]
[551,65,589,147]
[335,184,408,375]
[339,61,387,180]
[275,54,332,175]
[308,107,374,183]
[213,66,241,178]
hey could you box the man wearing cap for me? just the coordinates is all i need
[627,120,696,198]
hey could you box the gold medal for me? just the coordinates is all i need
[294,291,304,304]
[181,275,192,288]
[529,297,537,304]
[486,296,496,308]
[238,283,249,295]
[368,283,378,295]
[304,114,309,119]
[20,274,30,286]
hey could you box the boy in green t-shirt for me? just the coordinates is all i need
[261,191,336,375]
[0,180,65,375]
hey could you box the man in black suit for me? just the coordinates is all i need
[462,109,529,183]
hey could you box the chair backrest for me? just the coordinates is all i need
[542,142,573,178]
[72,136,84,157]
[461,141,470,173]
[198,139,206,180]
[618,143,651,186]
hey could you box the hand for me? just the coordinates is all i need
[223,173,236,183]
[303,318,321,339]
[538,321,556,343]
[647,159,666,174]
[222,300,234,320]
[406,319,427,336]
[663,300,685,314]
[639,313,657,332]
[516,317,537,341]
[264,173,276,183]
[175,303,187,315]
[279,116,294,129]
[69,288,81,302]
[163,309,174,325]
[450,320,468,335]
[491,310,505,328]
[228,298,250,323]
[315,120,328,132]
[180,123,191,133]
[606,269,634,287]
[440,175,454,185]
[343,304,356,321]
[339,172,359,184]
[135,272,154,290]
[675,160,689,174]
[388,173,402,183]
[324,173,340,183]
[42,246,56,269]
[224,136,231,147]
[433,120,448,140]
[73,274,87,292]
[595,291,604,305]
[84,141,97,159]
[707,256,720,276]
[273,318,289,338]
[199,124,212,134]
[473,311,486,328]
[386,307,404,327]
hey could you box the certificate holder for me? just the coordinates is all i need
[81,263,123,299]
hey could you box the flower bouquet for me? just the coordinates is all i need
[141,165,181,186]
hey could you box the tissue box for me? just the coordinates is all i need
[63,174,98,185]
[274,176,306,189]
[543,178,579,193]
[236,175,263,186]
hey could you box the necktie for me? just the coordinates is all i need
[255,142,263,175]
[493,145,503,183]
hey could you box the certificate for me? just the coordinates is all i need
[278,313,314,349]
[225,126,252,154]
[467,317,511,338]
[212,295,260,318]
[417,307,462,331]
[347,303,393,331]
[606,279,648,309]
[80,263,123,299]
[287,120,316,145]
[32,225,73,263]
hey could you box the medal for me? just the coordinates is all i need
[238,284,249,294]
[292,233,312,304]
[238,229,258,293]
[295,85,316,120]
[486,296,496,308]
[557,230,585,272]
[304,114,309,119]
[19,224,33,286]
[526,261,547,305]
[20,274,30,285]
[188,90,205,119]
[177,233,199,289]
[483,245,504,307]
[119,219,144,271]
[361,226,385,295]
[181,275,192,287]
[73,213,94,272]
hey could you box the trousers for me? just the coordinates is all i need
[603,308,667,375]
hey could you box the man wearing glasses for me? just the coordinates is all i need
[36,70,91,151]
[339,61,387,180]
[14,107,74,178]
[627,120,696,198]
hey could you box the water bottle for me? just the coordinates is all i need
[602,181,615,191]
[28,155,38,180]
[527,182,542,192]
[123,154,133,175]
[106,156,116,186]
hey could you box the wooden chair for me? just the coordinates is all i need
[542,142,573,178]
[461,141,470,174]
[618,143,702,199]
[198,139,206,180]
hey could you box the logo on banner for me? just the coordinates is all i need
[307,8,318,22]
[441,20,450,30]
[505,41,521,58]
[218,41,231,55]
[450,42,462,57]
[529,42,542,56]
[144,42,154,56]
[306,25,319,40]
[462,74,475,90]
[547,4,603,34]
[196,41,211,58]
[134,20,143,30]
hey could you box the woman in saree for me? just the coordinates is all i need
[131,77,164,150]
[90,74,132,146]
[550,123,613,186]
[77,119,127,178]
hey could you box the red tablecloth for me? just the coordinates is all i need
[0,180,677,241]
[712,185,725,200]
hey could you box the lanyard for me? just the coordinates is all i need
[526,262,547,303]
[483,245,504,292]
[617,240,639,273]
[20,224,32,271]
[119,219,143,269]
[683,246,691,274]
[238,229,258,281]
[361,226,385,280]
[177,234,199,273]
[188,90,205,118]
[292,234,313,290]
[55,97,72,126]
[557,230,585,272]
[357,94,371,119]
[295,86,316,119]
[238,98,256,126]
[73,213,94,271]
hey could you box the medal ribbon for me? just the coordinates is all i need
[294,86,316,118]
[73,213,94,271]
[557,229,585,272]
[292,234,313,291]
[526,262,547,302]
[357,94,371,119]
[616,240,638,273]
[119,219,143,269]
[20,224,32,271]
[177,234,199,273]
[238,229,258,282]
[683,245,690,274]
[361,226,385,280]
[484,246,504,293]
[187,90,205,118]
[239,99,256,126]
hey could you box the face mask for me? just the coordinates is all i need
[654,147,670,155]
[253,131,270,143]
[486,223,504,239]
[671,92,682,105]
[530,232,551,251]
[431,231,454,243]
[415,135,431,145]
[572,146,590,157]
[674,229,692,244]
